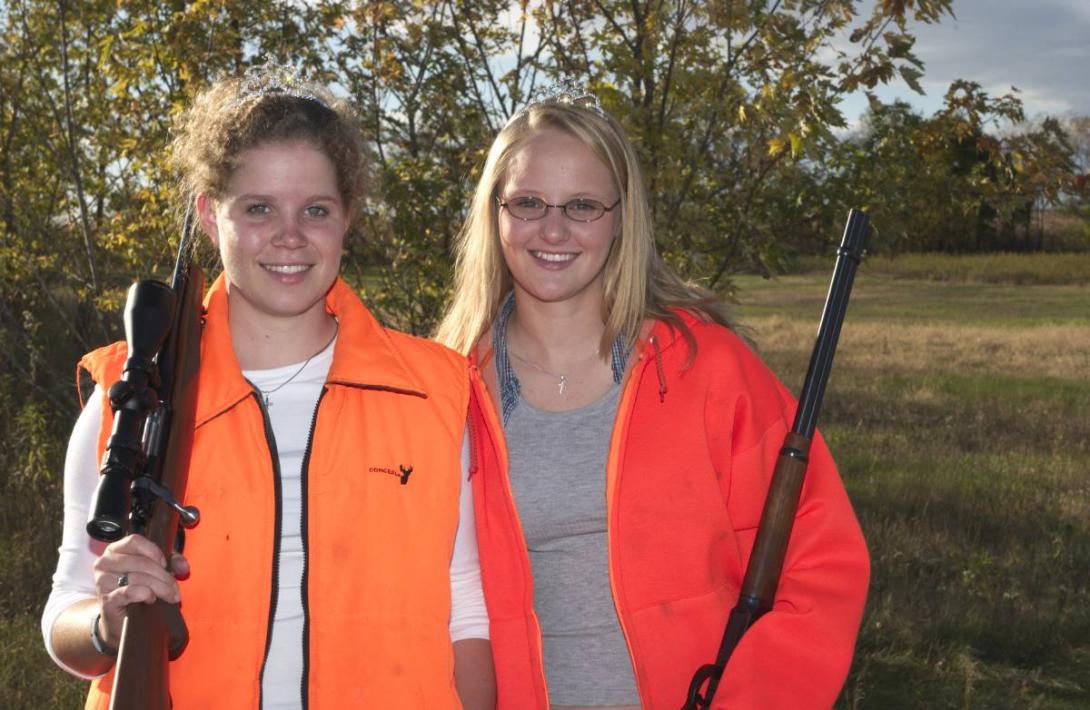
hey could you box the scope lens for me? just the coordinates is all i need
[86,518,124,542]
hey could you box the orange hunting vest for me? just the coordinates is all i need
[80,276,469,709]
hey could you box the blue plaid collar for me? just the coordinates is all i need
[492,291,629,425]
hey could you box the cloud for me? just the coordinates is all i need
[837,0,1090,124]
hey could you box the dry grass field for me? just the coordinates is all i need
[736,268,1090,709]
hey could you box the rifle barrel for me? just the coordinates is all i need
[793,209,868,438]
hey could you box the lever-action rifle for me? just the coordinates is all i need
[85,212,204,710]
[682,209,870,709]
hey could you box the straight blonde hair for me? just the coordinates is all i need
[435,101,734,357]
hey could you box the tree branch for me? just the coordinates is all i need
[56,0,99,293]
[666,0,783,226]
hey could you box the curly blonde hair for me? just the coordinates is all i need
[171,70,368,214]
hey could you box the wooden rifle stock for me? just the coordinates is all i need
[682,209,869,709]
[112,600,184,708]
[87,215,203,710]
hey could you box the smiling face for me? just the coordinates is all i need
[197,140,348,333]
[497,128,620,313]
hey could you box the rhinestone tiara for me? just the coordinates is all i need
[510,78,609,123]
[223,64,331,113]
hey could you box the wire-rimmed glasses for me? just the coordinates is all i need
[497,195,620,223]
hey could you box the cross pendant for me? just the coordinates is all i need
[558,375,566,395]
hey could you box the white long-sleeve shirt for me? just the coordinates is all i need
[42,339,487,706]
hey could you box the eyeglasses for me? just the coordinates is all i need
[497,195,620,223]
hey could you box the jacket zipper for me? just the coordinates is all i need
[466,392,479,479]
[469,367,551,707]
[252,390,284,710]
[251,385,327,709]
[297,386,327,710]
[604,344,653,706]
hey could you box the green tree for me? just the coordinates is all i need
[330,1,518,333]
[1060,115,1090,242]
[832,80,1084,254]
[533,0,955,281]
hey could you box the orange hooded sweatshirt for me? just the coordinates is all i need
[79,275,469,709]
[467,312,869,709]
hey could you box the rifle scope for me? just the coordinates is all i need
[86,280,177,542]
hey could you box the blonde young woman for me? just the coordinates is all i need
[43,70,493,709]
[437,85,870,709]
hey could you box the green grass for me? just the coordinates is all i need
[0,615,84,707]
[734,274,1090,327]
[790,252,1090,286]
[736,268,1090,709]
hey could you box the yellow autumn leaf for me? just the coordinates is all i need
[767,137,786,157]
[789,132,803,158]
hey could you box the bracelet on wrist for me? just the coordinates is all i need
[90,612,117,657]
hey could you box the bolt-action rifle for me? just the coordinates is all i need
[85,212,204,709]
[682,209,870,709]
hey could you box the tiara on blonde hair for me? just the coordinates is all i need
[223,64,331,113]
[508,78,609,123]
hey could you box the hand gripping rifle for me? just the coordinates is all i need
[85,212,204,710]
[682,209,870,710]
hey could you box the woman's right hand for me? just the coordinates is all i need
[91,534,189,651]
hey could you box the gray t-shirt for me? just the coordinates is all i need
[506,383,640,706]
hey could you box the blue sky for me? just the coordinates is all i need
[837,0,1090,128]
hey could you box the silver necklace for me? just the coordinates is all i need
[508,349,568,395]
[508,347,600,396]
[258,326,338,407]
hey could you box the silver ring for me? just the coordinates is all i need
[117,573,129,588]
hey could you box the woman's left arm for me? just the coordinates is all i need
[453,639,496,710]
[694,329,869,709]
[450,432,495,710]
[716,415,870,710]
